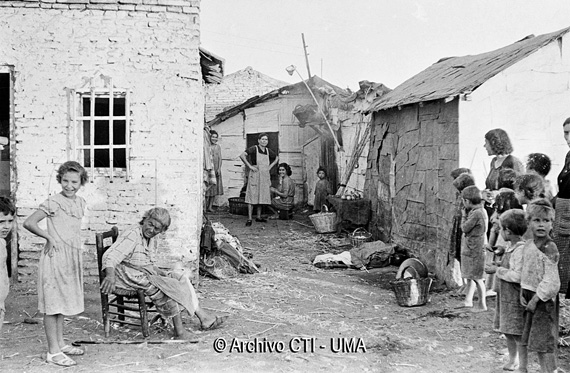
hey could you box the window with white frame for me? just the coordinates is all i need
[69,82,131,180]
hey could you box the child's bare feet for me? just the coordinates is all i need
[174,329,195,340]
[503,360,519,371]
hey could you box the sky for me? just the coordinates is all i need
[200,0,570,91]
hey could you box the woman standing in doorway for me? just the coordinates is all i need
[239,133,279,226]
[205,130,223,213]
[553,117,570,296]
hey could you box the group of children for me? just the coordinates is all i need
[1,161,88,367]
[451,153,560,373]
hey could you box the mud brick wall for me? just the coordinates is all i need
[364,100,460,286]
[0,0,204,283]
[205,66,287,121]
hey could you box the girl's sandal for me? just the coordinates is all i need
[61,344,85,355]
[46,352,77,367]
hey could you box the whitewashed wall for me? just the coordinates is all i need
[459,34,570,191]
[0,1,203,282]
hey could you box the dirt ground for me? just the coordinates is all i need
[2,208,570,373]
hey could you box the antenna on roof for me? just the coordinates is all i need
[301,33,312,78]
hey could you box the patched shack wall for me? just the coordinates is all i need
[0,0,203,283]
[365,100,461,286]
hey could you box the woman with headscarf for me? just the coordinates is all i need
[101,208,227,339]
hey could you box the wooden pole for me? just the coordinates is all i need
[301,33,312,78]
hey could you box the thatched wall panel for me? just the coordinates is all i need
[417,146,437,171]
[365,101,460,285]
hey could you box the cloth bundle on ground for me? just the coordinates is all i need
[313,240,399,270]
[199,220,259,279]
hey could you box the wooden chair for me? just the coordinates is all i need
[96,226,155,338]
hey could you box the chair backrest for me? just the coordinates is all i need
[95,226,119,285]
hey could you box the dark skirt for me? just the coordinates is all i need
[494,280,524,335]
[553,197,570,294]
[520,289,558,353]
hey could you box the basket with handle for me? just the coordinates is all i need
[309,205,337,234]
[390,261,432,307]
[390,277,433,307]
[350,227,372,247]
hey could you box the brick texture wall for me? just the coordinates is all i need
[0,1,204,283]
[205,66,288,121]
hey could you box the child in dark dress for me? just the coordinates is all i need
[485,209,527,371]
[313,167,332,213]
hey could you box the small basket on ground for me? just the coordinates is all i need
[350,227,372,248]
[309,205,337,234]
[390,277,433,307]
[228,197,248,216]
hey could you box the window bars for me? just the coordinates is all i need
[69,78,131,182]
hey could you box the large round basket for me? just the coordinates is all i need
[350,227,372,247]
[309,205,337,234]
[390,277,433,307]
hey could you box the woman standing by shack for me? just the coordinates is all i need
[553,117,570,295]
[239,133,279,227]
[205,130,223,213]
[482,129,524,296]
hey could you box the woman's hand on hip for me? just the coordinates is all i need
[44,237,58,257]
[249,165,259,172]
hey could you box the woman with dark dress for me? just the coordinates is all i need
[482,129,524,296]
[269,163,296,217]
[239,133,279,227]
[553,117,570,296]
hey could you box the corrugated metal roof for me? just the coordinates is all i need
[369,26,570,112]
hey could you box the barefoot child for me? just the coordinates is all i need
[460,185,488,311]
[486,209,528,371]
[450,169,475,295]
[24,161,88,367]
[520,198,559,373]
[0,197,15,333]
[313,167,332,213]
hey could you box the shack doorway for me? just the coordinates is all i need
[0,69,17,280]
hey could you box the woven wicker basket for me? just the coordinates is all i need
[390,277,433,307]
[228,197,248,216]
[350,227,372,247]
[309,205,337,234]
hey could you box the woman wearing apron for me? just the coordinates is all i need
[240,133,279,226]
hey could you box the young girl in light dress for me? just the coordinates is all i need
[24,161,88,367]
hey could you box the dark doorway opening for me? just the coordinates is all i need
[0,71,14,278]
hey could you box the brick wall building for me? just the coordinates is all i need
[0,0,205,283]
